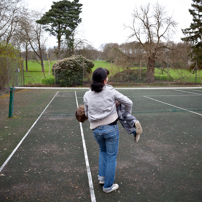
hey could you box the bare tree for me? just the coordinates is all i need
[14,8,32,71]
[168,42,191,69]
[126,2,177,82]
[24,12,47,78]
[75,45,101,60]
[119,42,146,67]
[0,0,23,44]
[101,43,119,62]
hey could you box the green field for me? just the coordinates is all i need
[23,60,202,85]
[24,60,56,85]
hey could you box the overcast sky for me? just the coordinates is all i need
[25,0,193,49]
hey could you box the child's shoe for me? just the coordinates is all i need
[132,130,136,138]
[134,121,143,143]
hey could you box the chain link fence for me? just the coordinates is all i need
[0,55,24,91]
[106,63,202,85]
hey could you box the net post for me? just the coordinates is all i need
[8,87,15,118]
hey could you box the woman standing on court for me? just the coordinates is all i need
[83,67,133,193]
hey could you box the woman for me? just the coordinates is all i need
[83,67,133,193]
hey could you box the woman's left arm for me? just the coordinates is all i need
[114,90,133,113]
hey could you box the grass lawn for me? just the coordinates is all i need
[25,60,56,72]
[155,68,202,83]
[23,60,202,85]
[24,60,56,85]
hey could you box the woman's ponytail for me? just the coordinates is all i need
[91,68,109,93]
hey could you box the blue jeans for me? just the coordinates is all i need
[93,124,119,190]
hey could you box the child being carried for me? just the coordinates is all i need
[75,103,143,143]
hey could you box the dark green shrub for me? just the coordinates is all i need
[155,75,174,81]
[52,55,94,87]
[41,77,55,85]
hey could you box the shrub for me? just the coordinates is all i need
[155,75,174,81]
[41,77,55,85]
[52,55,94,87]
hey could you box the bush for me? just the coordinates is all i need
[52,55,94,87]
[155,75,174,81]
[41,77,55,85]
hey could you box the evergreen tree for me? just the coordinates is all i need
[36,0,82,59]
[181,0,202,69]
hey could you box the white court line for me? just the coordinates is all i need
[75,91,96,202]
[143,96,202,117]
[173,89,202,96]
[0,91,59,173]
[132,94,201,97]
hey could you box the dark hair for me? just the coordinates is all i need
[91,68,109,92]
[75,105,88,122]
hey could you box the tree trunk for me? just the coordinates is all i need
[46,51,51,75]
[39,46,45,79]
[40,58,46,79]
[57,25,61,60]
[25,44,28,72]
[58,39,61,60]
[146,57,155,82]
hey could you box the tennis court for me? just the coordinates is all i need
[0,87,202,202]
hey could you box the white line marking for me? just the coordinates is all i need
[0,92,59,173]
[75,91,96,202]
[143,96,202,117]
[133,94,201,97]
[173,89,202,96]
[190,89,202,93]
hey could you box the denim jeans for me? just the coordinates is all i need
[93,124,119,190]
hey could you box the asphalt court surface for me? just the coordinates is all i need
[0,88,202,202]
